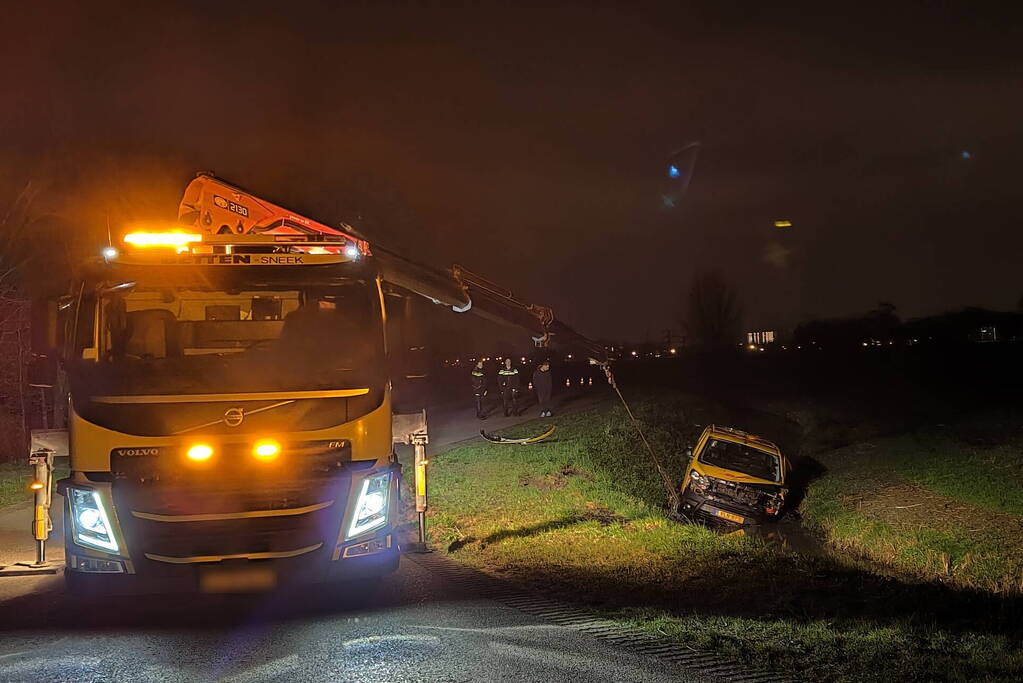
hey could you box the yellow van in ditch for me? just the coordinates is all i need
[680,425,788,526]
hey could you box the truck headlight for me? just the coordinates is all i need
[69,488,119,553]
[347,472,391,539]
[689,470,710,493]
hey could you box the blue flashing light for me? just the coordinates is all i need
[667,164,681,179]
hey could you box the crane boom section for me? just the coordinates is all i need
[177,173,606,361]
[178,174,371,255]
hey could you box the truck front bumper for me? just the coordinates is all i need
[61,461,404,595]
[65,530,400,595]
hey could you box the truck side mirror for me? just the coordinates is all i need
[685,447,693,458]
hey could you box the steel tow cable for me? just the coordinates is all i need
[600,362,682,516]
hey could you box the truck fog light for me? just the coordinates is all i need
[343,537,390,558]
[70,555,125,573]
[252,438,281,462]
[346,472,391,539]
[69,488,119,553]
[187,444,214,462]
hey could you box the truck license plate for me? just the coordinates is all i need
[716,509,745,524]
[200,565,276,593]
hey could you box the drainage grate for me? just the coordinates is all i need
[404,551,791,683]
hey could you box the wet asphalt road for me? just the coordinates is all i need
[0,555,691,682]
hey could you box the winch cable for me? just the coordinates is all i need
[600,363,682,516]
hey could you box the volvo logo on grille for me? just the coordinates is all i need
[113,447,160,457]
[224,407,245,427]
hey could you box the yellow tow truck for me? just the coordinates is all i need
[28,173,604,593]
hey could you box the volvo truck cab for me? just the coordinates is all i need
[56,232,401,593]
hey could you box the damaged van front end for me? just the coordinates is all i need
[680,425,788,526]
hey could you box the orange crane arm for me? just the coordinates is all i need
[177,173,607,362]
[178,173,370,254]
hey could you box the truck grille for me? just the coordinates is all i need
[110,441,364,565]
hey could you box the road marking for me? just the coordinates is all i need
[343,634,440,648]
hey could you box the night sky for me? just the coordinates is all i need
[2,2,1021,341]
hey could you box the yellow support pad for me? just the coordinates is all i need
[33,505,47,541]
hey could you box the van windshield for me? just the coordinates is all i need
[699,439,781,482]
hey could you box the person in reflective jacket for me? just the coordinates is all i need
[498,357,521,416]
[471,360,488,419]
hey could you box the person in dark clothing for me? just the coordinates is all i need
[498,357,521,416]
[532,359,553,417]
[470,360,488,419]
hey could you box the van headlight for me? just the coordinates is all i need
[346,472,391,539]
[68,488,120,553]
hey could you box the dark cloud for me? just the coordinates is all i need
[2,2,1021,339]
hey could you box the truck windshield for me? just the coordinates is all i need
[74,267,385,397]
[699,439,781,482]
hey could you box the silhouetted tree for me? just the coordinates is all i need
[867,301,901,341]
[682,271,742,349]
[0,174,51,459]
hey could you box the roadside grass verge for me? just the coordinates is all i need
[419,393,1023,681]
[884,432,1023,514]
[621,611,1023,683]
[802,433,1023,594]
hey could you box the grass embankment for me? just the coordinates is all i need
[802,430,1023,594]
[421,393,1023,682]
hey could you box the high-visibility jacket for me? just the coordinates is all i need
[471,370,486,393]
[498,367,520,390]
